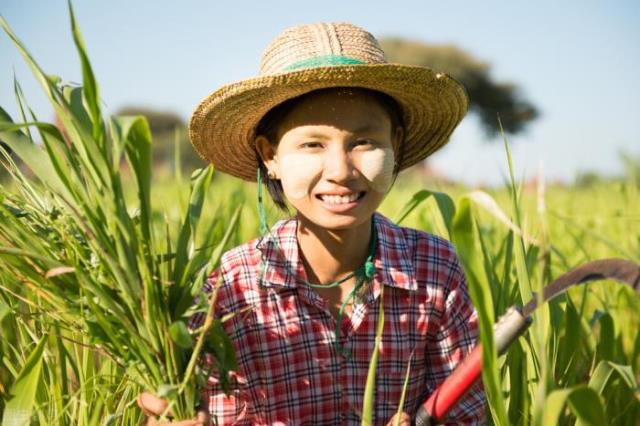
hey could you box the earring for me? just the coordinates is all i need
[267,170,277,179]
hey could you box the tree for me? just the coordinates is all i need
[380,38,539,137]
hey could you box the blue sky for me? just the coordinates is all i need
[1,0,639,185]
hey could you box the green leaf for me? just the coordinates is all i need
[169,321,193,350]
[102,414,120,426]
[157,383,179,399]
[362,286,384,426]
[61,85,93,136]
[12,75,33,142]
[68,0,105,148]
[174,205,242,319]
[593,311,615,362]
[1,14,109,190]
[588,360,636,395]
[451,196,508,426]
[0,16,59,104]
[393,352,412,426]
[0,109,65,193]
[394,190,455,237]
[506,339,529,423]
[201,318,238,395]
[2,334,47,426]
[119,115,153,242]
[467,190,536,246]
[500,123,532,305]
[171,166,215,313]
[208,319,238,370]
[543,385,605,426]
[557,301,582,381]
[0,299,11,323]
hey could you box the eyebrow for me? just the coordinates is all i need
[353,123,385,134]
[298,123,386,139]
[297,131,332,140]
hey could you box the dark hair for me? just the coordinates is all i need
[255,87,406,211]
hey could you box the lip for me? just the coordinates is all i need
[315,189,365,197]
[315,191,366,213]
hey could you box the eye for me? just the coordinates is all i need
[300,141,323,149]
[352,139,375,149]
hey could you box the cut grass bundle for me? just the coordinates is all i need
[0,3,240,422]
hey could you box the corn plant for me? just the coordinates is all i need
[389,154,639,424]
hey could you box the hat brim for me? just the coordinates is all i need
[188,64,468,181]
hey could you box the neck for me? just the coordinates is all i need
[296,215,373,285]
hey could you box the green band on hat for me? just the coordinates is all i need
[282,55,366,71]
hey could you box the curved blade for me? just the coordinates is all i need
[522,258,640,317]
[416,258,639,426]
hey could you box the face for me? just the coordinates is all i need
[256,88,403,231]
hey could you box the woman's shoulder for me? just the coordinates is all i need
[215,242,266,293]
[219,237,263,272]
[204,218,297,311]
[202,236,267,312]
[374,212,459,262]
[215,217,295,283]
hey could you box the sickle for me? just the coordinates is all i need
[414,258,640,426]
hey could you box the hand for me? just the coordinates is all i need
[137,391,209,426]
[386,411,411,426]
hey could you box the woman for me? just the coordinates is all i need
[139,22,485,425]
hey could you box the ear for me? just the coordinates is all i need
[255,135,280,179]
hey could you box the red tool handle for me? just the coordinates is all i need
[415,345,483,425]
[414,306,530,425]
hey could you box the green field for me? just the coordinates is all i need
[1,9,639,426]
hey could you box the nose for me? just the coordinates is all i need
[323,146,357,184]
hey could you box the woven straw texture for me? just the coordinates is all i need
[189,22,468,181]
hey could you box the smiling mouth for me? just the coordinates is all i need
[316,192,366,205]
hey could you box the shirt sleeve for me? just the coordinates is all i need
[424,251,486,425]
[189,268,255,426]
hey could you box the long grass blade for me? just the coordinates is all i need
[452,196,508,425]
[362,285,384,426]
[542,385,605,425]
[1,334,47,426]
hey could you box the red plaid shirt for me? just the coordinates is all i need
[190,213,485,425]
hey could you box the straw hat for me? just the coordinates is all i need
[189,22,468,181]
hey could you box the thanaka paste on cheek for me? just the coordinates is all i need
[276,153,324,200]
[357,148,395,193]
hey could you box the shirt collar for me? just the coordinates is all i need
[256,213,417,292]
[371,213,417,291]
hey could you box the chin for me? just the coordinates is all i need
[296,209,373,231]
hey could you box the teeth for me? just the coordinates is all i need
[321,193,361,204]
